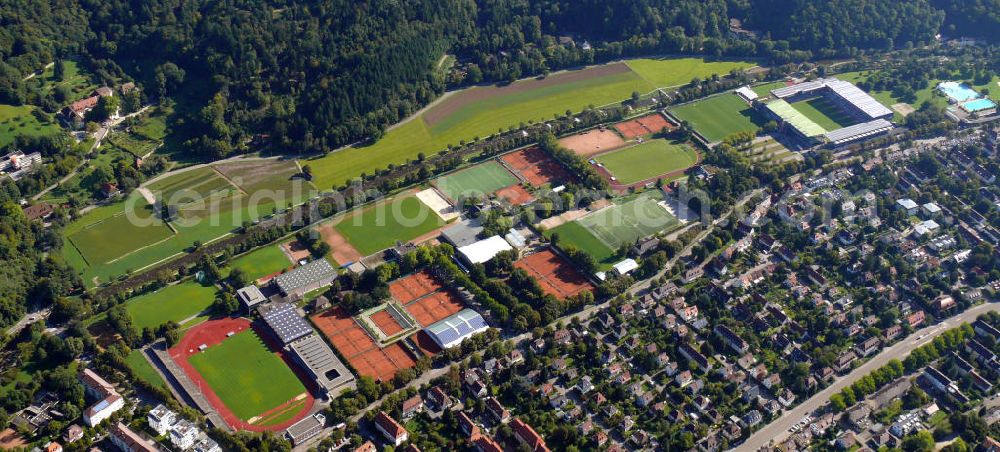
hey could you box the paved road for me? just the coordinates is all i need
[4,307,51,337]
[737,301,1000,452]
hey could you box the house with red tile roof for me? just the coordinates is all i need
[374,411,408,446]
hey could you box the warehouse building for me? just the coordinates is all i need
[425,309,490,349]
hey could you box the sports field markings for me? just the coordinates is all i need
[433,160,519,201]
[578,195,678,249]
[187,329,308,422]
[594,139,698,185]
[668,93,765,143]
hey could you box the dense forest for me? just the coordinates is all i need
[0,0,970,161]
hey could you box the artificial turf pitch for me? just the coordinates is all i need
[578,195,678,247]
[334,195,444,256]
[434,160,519,201]
[187,329,306,421]
[595,139,698,185]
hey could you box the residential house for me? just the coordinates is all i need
[512,418,549,452]
[374,412,408,446]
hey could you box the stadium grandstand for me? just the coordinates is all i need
[760,77,894,147]
[424,309,489,349]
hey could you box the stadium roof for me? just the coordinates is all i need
[770,79,828,98]
[458,235,513,265]
[823,119,894,144]
[765,99,827,137]
[425,309,489,349]
[261,303,313,345]
[824,79,893,120]
[288,334,355,393]
[771,78,892,120]
[273,258,336,295]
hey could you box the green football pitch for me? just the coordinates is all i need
[596,139,698,185]
[790,96,857,131]
[227,244,291,281]
[66,195,175,266]
[549,193,678,269]
[125,281,217,330]
[188,329,307,421]
[434,160,519,201]
[578,195,678,248]
[668,93,765,143]
[335,195,444,255]
[547,221,616,269]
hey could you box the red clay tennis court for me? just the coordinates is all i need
[389,270,441,303]
[500,146,574,187]
[404,290,466,327]
[311,307,417,382]
[496,184,535,205]
[515,249,595,300]
[370,310,405,337]
[614,113,676,138]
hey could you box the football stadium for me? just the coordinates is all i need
[757,78,895,147]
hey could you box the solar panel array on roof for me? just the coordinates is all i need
[823,119,894,144]
[261,303,313,345]
[425,309,489,349]
[273,258,337,295]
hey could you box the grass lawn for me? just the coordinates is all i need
[335,195,444,255]
[752,81,787,97]
[65,191,283,287]
[434,160,518,200]
[547,221,616,270]
[33,60,98,99]
[668,93,764,142]
[124,281,217,330]
[596,139,698,184]
[66,195,175,266]
[625,58,756,88]
[188,329,306,421]
[790,96,856,130]
[227,244,291,281]
[146,167,237,204]
[125,349,167,390]
[303,57,753,189]
[0,104,61,148]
